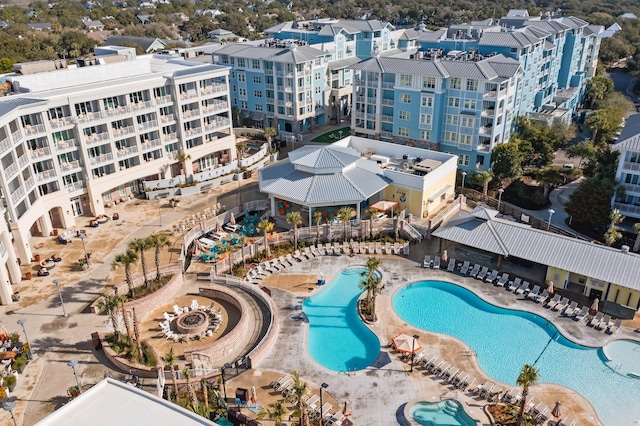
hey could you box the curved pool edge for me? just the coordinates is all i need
[403,397,489,426]
[391,278,607,426]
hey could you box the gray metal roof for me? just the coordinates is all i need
[0,97,47,118]
[327,56,362,71]
[615,113,640,151]
[350,56,449,77]
[440,60,497,80]
[417,29,447,42]
[479,31,539,48]
[433,207,640,291]
[288,145,361,169]
[213,43,325,64]
[486,55,522,77]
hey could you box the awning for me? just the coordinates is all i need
[428,185,451,202]
[370,200,398,212]
[252,112,265,121]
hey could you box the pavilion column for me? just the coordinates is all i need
[309,208,313,227]
[356,203,361,219]
[270,196,276,216]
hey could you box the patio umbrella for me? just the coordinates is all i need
[230,212,236,225]
[590,298,600,313]
[392,333,422,353]
[551,401,561,419]
[441,250,449,263]
[216,221,222,232]
[342,400,351,416]
[371,200,398,217]
[251,385,257,404]
[156,367,165,399]
[547,281,554,295]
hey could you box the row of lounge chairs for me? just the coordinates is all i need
[270,375,342,424]
[413,351,475,392]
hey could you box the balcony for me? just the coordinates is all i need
[24,123,46,136]
[66,181,86,192]
[55,139,78,151]
[77,111,105,123]
[179,91,199,101]
[131,99,156,111]
[137,120,159,131]
[117,146,139,158]
[10,187,25,204]
[0,138,11,154]
[89,153,114,166]
[11,129,23,143]
[156,95,172,105]
[105,105,132,117]
[184,128,202,138]
[36,169,57,182]
[621,161,640,173]
[163,132,178,143]
[18,154,28,167]
[484,90,497,99]
[84,132,110,145]
[381,99,394,106]
[613,202,640,216]
[381,115,393,123]
[160,115,176,124]
[50,117,74,128]
[204,118,231,132]
[60,160,81,172]
[30,146,52,159]
[113,126,135,137]
[182,109,201,119]
[202,101,227,115]
[140,139,161,151]
[621,182,640,196]
[24,175,35,191]
[5,163,17,178]
[479,126,494,136]
[477,144,491,152]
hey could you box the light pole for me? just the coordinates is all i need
[410,334,420,372]
[155,196,163,227]
[338,130,343,139]
[497,188,504,211]
[319,382,329,425]
[78,233,90,267]
[67,360,81,394]
[16,318,32,360]
[547,209,555,231]
[290,135,296,151]
[221,362,232,401]
[3,400,16,426]
[52,279,67,317]
[461,171,467,194]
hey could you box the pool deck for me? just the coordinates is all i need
[256,253,639,426]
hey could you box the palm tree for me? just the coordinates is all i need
[605,209,625,246]
[148,233,171,281]
[161,347,179,400]
[313,210,323,243]
[129,238,151,287]
[175,151,192,179]
[286,211,303,249]
[257,219,275,258]
[633,223,640,252]
[264,127,276,149]
[184,367,198,410]
[290,371,308,426]
[236,142,247,159]
[366,207,378,238]
[359,257,383,320]
[201,377,209,411]
[516,364,540,426]
[257,400,287,425]
[111,249,138,297]
[473,171,492,199]
[97,294,126,341]
[337,206,354,241]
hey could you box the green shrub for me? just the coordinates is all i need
[3,375,16,388]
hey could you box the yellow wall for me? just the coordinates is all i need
[383,169,456,218]
[606,283,640,309]
[545,267,569,288]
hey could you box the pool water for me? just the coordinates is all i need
[393,281,640,426]
[409,400,476,426]
[302,267,380,372]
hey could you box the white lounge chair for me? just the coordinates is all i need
[316,244,327,255]
[272,375,291,389]
[293,250,305,262]
[533,289,548,303]
[482,268,497,282]
[163,312,175,322]
[596,314,611,330]
[588,312,603,327]
[574,306,589,321]
[190,300,199,311]
[553,297,569,312]
[495,273,509,287]
[544,294,560,308]
[447,258,457,272]
[460,261,471,275]
[607,318,622,334]
[526,285,540,299]
[304,247,315,258]
[476,266,490,280]
[325,243,334,255]
[286,253,296,265]
[468,264,480,277]
[433,256,441,269]
[515,281,530,295]
[506,277,521,291]
[423,255,431,268]
[563,301,578,316]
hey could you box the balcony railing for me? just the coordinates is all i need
[621,161,640,173]
[5,163,17,178]
[11,129,22,143]
[24,123,46,136]
[55,138,78,151]
[50,117,74,128]
[36,169,57,182]
[84,132,110,145]
[163,132,178,143]
[182,109,201,119]
[24,175,35,191]
[89,152,114,166]
[138,120,159,131]
[30,146,52,159]
[156,95,172,105]
[204,118,231,132]
[10,187,25,204]
[105,105,132,117]
[0,138,11,154]
[117,146,139,158]
[179,90,199,101]
[140,139,161,151]
[66,181,86,192]
[113,126,135,137]
[18,154,28,167]
[60,160,81,171]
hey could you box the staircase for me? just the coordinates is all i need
[401,221,423,242]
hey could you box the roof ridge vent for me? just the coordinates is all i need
[621,245,630,254]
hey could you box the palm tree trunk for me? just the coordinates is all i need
[133,308,143,361]
[155,247,161,281]
[125,265,135,298]
[294,224,298,248]
[140,254,149,287]
[264,232,270,258]
[122,307,132,339]
[516,386,528,426]
[171,368,178,400]
[110,309,120,341]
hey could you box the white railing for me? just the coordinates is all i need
[24,123,46,135]
[116,146,138,158]
[89,153,114,166]
[141,139,162,151]
[36,169,56,181]
[31,146,51,158]
[621,161,640,172]
[113,126,135,137]
[24,175,35,191]
[66,181,86,192]
[105,105,132,117]
[156,95,172,104]
[10,187,24,204]
[11,129,22,143]
[50,117,74,128]
[0,138,10,154]
[138,120,159,131]
[5,163,17,178]
[18,154,28,167]
[163,132,178,143]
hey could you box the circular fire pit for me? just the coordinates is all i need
[176,311,209,334]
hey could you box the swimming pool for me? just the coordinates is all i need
[393,280,640,426]
[409,400,476,426]
[302,267,380,372]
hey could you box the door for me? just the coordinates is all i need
[71,197,83,217]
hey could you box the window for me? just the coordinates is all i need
[459,134,472,145]
[423,76,436,89]
[420,114,431,125]
[445,131,457,142]
[255,104,263,111]
[239,88,246,96]
[254,90,263,98]
[421,95,433,107]
[466,79,478,91]
[267,104,274,112]
[241,101,247,109]
[399,94,412,104]
[232,85,236,92]
[420,130,431,140]
[315,87,321,94]
[315,59,321,66]
[238,74,246,83]
[399,74,412,86]
[266,90,274,99]
[448,97,460,107]
[463,99,476,109]
[252,59,260,69]
[461,117,474,127]
[446,115,459,125]
[398,127,410,137]
[458,154,470,166]
[398,111,410,120]
[253,76,262,84]
[315,72,322,81]
[450,78,461,89]
[237,58,245,68]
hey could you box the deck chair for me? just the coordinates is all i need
[483,269,499,282]
[526,285,541,300]
[553,297,569,312]
[588,311,603,327]
[573,306,589,321]
[544,294,560,308]
[423,255,431,268]
[468,264,480,277]
[495,273,509,287]
[447,258,457,272]
[325,243,334,255]
[433,256,441,269]
[506,277,521,291]
[460,261,471,275]
[515,281,530,295]
[316,244,327,255]
[476,266,490,280]
[562,301,578,316]
[596,314,611,330]
[607,318,622,334]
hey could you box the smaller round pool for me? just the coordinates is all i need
[409,400,476,426]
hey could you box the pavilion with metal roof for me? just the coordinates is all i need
[433,207,640,313]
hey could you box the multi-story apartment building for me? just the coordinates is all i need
[613,115,640,219]
[0,47,236,302]
[212,41,329,141]
[350,54,521,171]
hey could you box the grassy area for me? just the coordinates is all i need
[311,127,351,143]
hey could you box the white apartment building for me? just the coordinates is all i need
[0,47,236,303]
